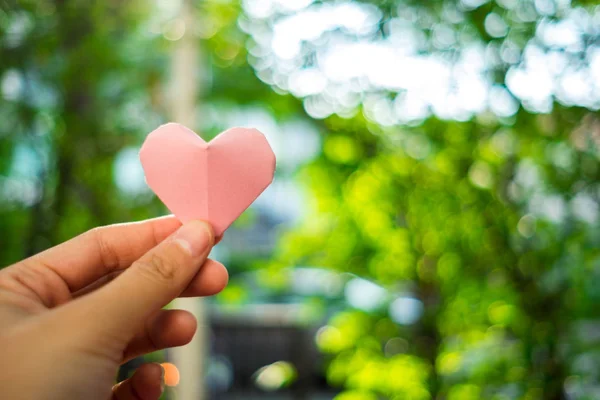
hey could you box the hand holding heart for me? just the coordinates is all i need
[0,217,229,399]
[0,123,271,399]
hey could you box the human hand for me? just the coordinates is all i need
[0,216,228,400]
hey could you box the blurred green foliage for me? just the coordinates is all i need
[2,0,600,399]
[0,1,167,264]
[283,108,600,399]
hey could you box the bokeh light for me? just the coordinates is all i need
[160,363,180,387]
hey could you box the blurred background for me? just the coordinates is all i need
[1,0,600,399]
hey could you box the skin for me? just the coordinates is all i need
[0,216,228,400]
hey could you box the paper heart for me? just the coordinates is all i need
[140,123,276,236]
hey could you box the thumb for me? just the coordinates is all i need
[77,220,213,338]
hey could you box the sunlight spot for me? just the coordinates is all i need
[469,161,494,189]
[517,214,536,238]
[389,297,424,325]
[254,361,297,391]
[345,278,388,311]
[162,18,186,41]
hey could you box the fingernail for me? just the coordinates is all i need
[174,220,213,257]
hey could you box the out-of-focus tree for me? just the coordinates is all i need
[246,0,600,399]
[280,107,599,399]
[0,1,169,266]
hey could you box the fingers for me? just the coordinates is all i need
[79,220,214,338]
[26,216,182,293]
[72,258,228,299]
[112,363,164,400]
[180,259,228,297]
[122,309,197,362]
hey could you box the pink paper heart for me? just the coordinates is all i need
[140,123,276,236]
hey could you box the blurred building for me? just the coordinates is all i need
[209,304,334,399]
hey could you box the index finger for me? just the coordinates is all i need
[28,216,182,293]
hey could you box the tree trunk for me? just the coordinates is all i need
[167,1,208,399]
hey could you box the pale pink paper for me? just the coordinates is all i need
[140,123,276,236]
